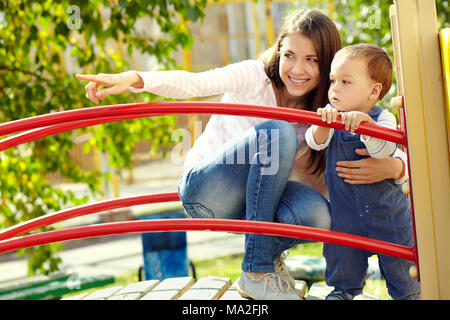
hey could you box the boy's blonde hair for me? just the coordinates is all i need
[338,43,393,100]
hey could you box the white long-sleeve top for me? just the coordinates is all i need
[305,107,397,159]
[129,59,408,183]
[129,60,309,173]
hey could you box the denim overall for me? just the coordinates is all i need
[323,106,421,299]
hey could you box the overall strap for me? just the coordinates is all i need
[368,105,383,122]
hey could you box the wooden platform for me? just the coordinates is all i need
[61,276,379,300]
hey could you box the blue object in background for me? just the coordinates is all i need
[140,211,190,281]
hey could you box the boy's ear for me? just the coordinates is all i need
[369,83,382,100]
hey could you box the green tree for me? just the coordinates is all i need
[0,0,207,275]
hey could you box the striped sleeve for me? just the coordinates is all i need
[128,60,260,99]
[360,109,397,159]
[392,148,409,184]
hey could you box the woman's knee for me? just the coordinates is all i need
[178,168,246,220]
[277,181,331,230]
[255,120,298,169]
[257,120,297,149]
[307,200,332,230]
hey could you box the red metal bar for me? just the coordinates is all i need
[0,190,417,263]
[0,102,405,145]
[0,219,416,261]
[400,96,420,278]
[0,192,180,241]
[0,115,156,151]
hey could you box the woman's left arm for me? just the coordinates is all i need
[335,148,407,185]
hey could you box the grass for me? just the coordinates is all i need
[61,242,390,300]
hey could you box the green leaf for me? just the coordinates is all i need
[185,7,201,22]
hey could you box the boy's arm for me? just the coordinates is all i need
[306,105,337,150]
[360,109,397,159]
[305,125,334,150]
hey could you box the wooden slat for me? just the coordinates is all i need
[305,282,333,300]
[83,285,123,300]
[108,280,160,300]
[354,292,379,300]
[140,276,195,300]
[293,280,307,299]
[305,282,379,300]
[61,292,90,300]
[178,276,231,300]
[219,280,248,300]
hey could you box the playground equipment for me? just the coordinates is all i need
[0,0,449,299]
[389,0,450,299]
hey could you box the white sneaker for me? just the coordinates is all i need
[236,272,300,300]
[274,251,296,289]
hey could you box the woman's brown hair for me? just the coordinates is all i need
[259,9,342,176]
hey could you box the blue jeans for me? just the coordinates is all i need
[178,120,331,273]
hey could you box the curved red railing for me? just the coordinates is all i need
[0,219,415,261]
[0,101,416,266]
[0,115,155,152]
[0,191,417,262]
[0,102,405,145]
[0,192,180,241]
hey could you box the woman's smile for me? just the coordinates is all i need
[287,75,310,86]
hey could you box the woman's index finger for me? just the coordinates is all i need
[76,74,109,85]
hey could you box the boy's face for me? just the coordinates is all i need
[328,53,380,113]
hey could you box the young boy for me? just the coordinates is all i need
[305,44,421,300]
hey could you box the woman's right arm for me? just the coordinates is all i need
[77,60,261,103]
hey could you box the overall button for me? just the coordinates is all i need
[360,205,369,216]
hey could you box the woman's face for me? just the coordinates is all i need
[278,33,320,102]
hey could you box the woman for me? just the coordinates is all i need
[77,9,408,300]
